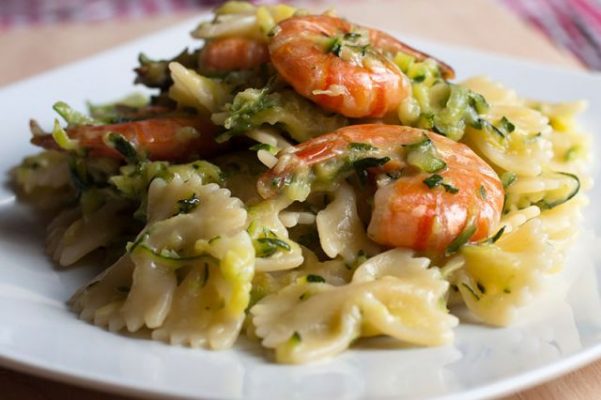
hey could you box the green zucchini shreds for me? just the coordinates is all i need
[404,135,447,173]
[534,172,580,210]
[254,237,291,258]
[446,223,477,255]
[498,116,515,134]
[107,132,141,164]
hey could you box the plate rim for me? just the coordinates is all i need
[1,15,601,400]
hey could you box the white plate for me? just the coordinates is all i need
[1,17,601,400]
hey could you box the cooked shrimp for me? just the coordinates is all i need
[268,15,454,118]
[269,15,410,118]
[258,124,503,253]
[31,116,226,162]
[200,37,269,72]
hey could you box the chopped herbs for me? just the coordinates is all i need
[423,174,459,193]
[329,38,343,57]
[446,223,477,255]
[221,88,274,138]
[498,116,515,134]
[306,274,326,283]
[501,171,517,188]
[107,132,140,164]
[177,193,200,214]
[291,331,302,343]
[533,172,580,210]
[423,174,443,188]
[352,156,390,184]
[479,185,487,200]
[327,31,370,59]
[254,237,291,258]
[488,226,506,244]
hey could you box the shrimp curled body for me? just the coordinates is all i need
[32,116,225,162]
[269,15,411,118]
[200,37,269,72]
[258,124,504,253]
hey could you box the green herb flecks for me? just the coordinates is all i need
[446,223,477,255]
[106,132,142,164]
[254,237,291,258]
[486,226,506,244]
[177,193,200,214]
[353,157,390,184]
[423,174,459,193]
[498,116,515,134]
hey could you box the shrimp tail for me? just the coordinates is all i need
[30,116,228,162]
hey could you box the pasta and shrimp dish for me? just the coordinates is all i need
[12,2,591,364]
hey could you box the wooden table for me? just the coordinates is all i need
[0,0,597,399]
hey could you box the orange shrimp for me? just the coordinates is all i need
[200,37,269,72]
[269,15,410,118]
[268,15,455,118]
[257,124,503,253]
[31,116,226,162]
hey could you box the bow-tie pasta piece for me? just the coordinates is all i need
[152,231,254,349]
[352,249,457,343]
[316,182,380,263]
[252,250,457,364]
[456,218,560,326]
[251,280,362,364]
[247,197,304,272]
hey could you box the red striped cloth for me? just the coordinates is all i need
[499,0,601,69]
[1,0,600,69]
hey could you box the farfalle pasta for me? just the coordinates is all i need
[12,1,590,363]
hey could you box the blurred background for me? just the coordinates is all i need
[0,0,599,86]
